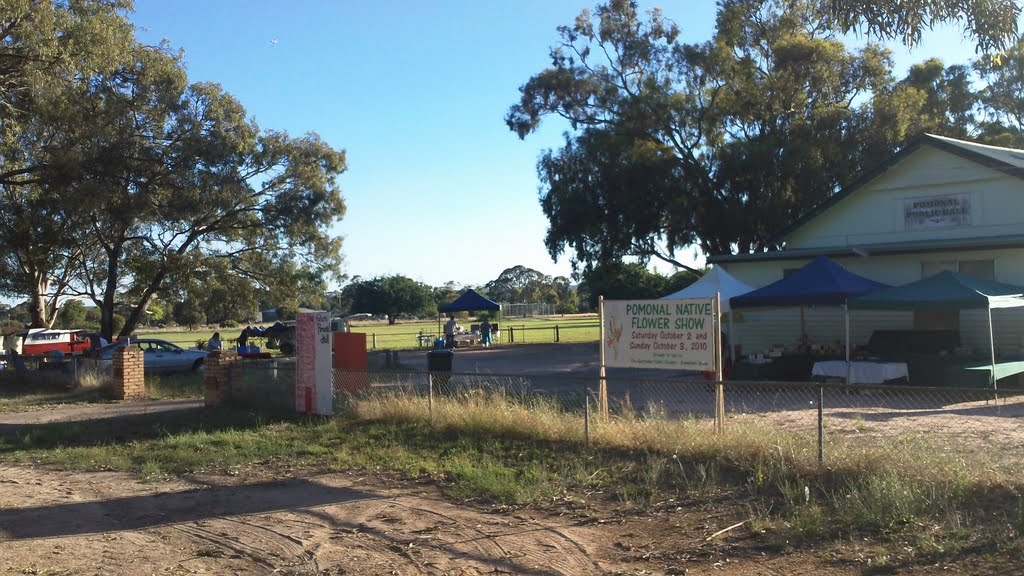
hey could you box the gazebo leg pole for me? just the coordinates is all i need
[844,303,851,385]
[728,312,735,364]
[988,307,998,398]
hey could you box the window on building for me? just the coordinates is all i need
[921,260,956,278]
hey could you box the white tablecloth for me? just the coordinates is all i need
[811,361,909,384]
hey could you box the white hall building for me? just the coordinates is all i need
[708,134,1024,358]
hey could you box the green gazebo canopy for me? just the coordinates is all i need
[849,271,1024,311]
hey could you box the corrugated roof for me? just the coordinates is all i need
[925,133,1024,170]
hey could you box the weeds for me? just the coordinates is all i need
[2,387,1022,564]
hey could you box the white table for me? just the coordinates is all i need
[453,332,480,347]
[811,360,909,384]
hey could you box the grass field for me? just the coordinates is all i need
[136,314,600,351]
[347,315,599,349]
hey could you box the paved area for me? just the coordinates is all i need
[391,342,700,380]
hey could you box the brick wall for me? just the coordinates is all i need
[203,351,236,406]
[112,347,145,401]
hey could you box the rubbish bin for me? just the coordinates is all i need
[426,349,455,394]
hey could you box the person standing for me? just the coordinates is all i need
[444,316,459,349]
[479,319,492,348]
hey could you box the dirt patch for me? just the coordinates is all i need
[0,464,889,576]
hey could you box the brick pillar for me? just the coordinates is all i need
[203,351,233,406]
[112,347,145,401]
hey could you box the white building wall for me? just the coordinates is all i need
[788,147,1024,249]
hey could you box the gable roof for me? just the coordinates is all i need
[774,134,1024,244]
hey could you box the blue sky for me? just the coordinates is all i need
[130,1,987,289]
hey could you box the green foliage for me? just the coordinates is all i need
[346,275,435,324]
[54,300,93,330]
[0,5,347,339]
[579,262,672,309]
[819,0,1019,53]
[431,281,463,311]
[275,304,298,321]
[508,1,1024,273]
[483,265,580,313]
[172,299,204,329]
[111,314,126,336]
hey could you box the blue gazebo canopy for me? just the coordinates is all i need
[438,289,500,313]
[730,256,889,308]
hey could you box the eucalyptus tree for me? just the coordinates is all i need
[62,44,347,339]
[0,0,134,327]
[507,0,1011,272]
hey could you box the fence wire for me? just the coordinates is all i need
[227,358,296,411]
[320,369,1024,474]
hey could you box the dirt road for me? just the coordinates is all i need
[0,464,891,576]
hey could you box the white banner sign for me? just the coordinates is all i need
[602,298,716,370]
[904,193,970,229]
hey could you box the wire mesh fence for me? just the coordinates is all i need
[227,358,296,411]
[323,368,1024,474]
[213,358,1024,475]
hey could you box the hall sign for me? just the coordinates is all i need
[601,298,716,370]
[904,193,970,229]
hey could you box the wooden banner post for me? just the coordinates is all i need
[598,294,608,418]
[714,293,725,432]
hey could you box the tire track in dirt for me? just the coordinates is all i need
[172,517,320,573]
[343,499,604,575]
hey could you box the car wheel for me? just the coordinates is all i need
[192,358,205,372]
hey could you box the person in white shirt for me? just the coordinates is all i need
[443,316,459,349]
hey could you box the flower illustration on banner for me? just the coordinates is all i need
[605,315,623,360]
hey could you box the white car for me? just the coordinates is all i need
[93,339,208,373]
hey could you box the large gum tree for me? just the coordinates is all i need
[508,0,1021,273]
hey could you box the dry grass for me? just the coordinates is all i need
[348,389,1016,541]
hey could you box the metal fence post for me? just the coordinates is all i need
[585,391,591,444]
[372,333,376,349]
[817,385,825,464]
[555,325,560,343]
[428,372,434,421]
[715,381,725,433]
[510,327,515,343]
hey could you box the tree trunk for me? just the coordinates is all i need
[28,288,48,328]
[121,271,166,338]
[27,271,55,329]
[99,244,122,341]
[388,316,397,325]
